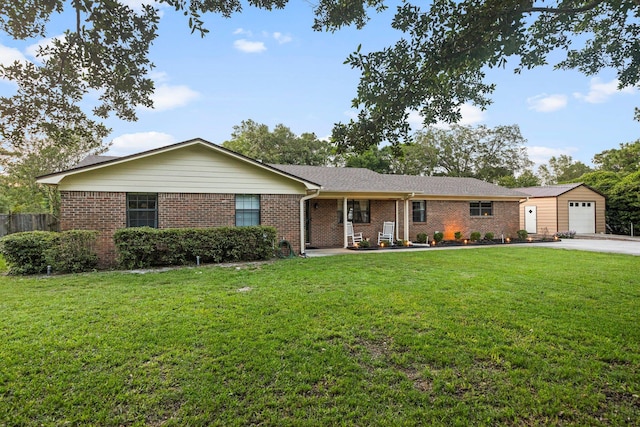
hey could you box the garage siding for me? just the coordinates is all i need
[520,198,558,234]
[557,187,606,233]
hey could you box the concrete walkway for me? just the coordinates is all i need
[305,234,640,257]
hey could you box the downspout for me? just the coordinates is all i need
[300,189,320,256]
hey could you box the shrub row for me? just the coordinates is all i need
[113,226,278,269]
[0,230,99,275]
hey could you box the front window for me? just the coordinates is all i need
[470,201,493,217]
[338,200,370,223]
[127,193,158,228]
[412,200,426,222]
[236,194,260,226]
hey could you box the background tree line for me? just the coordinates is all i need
[1,119,638,235]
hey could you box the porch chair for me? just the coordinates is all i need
[346,221,363,246]
[377,221,395,245]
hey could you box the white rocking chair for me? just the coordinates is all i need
[377,221,395,245]
[346,221,363,246]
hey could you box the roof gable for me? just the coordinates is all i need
[515,183,589,198]
[38,138,321,192]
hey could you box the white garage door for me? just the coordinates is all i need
[568,201,595,233]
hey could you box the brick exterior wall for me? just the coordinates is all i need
[60,191,126,266]
[60,191,303,267]
[307,198,520,247]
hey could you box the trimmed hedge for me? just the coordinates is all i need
[0,230,98,275]
[45,230,99,273]
[114,226,278,269]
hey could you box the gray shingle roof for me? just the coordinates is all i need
[70,154,526,198]
[515,183,584,198]
[272,164,527,198]
[74,155,120,168]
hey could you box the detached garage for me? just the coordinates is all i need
[516,183,606,235]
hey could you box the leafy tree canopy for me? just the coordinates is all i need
[592,140,640,174]
[338,146,394,174]
[538,154,593,185]
[412,124,532,182]
[222,119,332,165]
[497,170,541,188]
[0,136,108,213]
[333,0,640,151]
[2,1,638,153]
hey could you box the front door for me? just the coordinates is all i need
[525,205,537,234]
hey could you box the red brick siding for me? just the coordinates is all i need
[420,200,519,241]
[158,193,235,228]
[308,199,520,246]
[309,199,397,247]
[261,194,301,253]
[59,191,126,266]
[60,191,303,266]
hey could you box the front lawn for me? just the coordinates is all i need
[1,248,638,425]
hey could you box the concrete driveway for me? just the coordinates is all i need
[305,235,640,257]
[537,236,640,256]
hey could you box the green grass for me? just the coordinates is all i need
[1,248,639,426]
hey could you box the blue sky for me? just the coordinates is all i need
[1,1,639,169]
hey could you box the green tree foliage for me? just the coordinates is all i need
[222,120,332,165]
[391,138,439,176]
[538,155,593,185]
[411,124,532,182]
[608,171,640,234]
[0,136,107,214]
[592,140,640,173]
[3,2,639,153]
[497,170,541,188]
[333,0,640,150]
[575,170,622,194]
[339,146,393,174]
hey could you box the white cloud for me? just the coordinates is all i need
[527,146,577,167]
[273,32,293,44]
[573,78,635,104]
[108,132,176,156]
[527,93,567,112]
[432,104,486,129]
[458,104,486,125]
[148,70,169,83]
[145,84,200,111]
[234,28,253,37]
[407,110,423,129]
[0,44,27,66]
[233,39,267,53]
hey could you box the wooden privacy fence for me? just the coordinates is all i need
[0,214,59,237]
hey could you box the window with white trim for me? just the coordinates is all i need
[127,193,158,228]
[337,200,370,223]
[236,194,260,226]
[470,201,493,217]
[412,200,426,222]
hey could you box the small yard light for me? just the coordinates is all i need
[463,239,468,244]
[506,237,511,243]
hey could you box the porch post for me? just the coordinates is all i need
[343,197,348,248]
[395,200,399,241]
[404,198,410,242]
